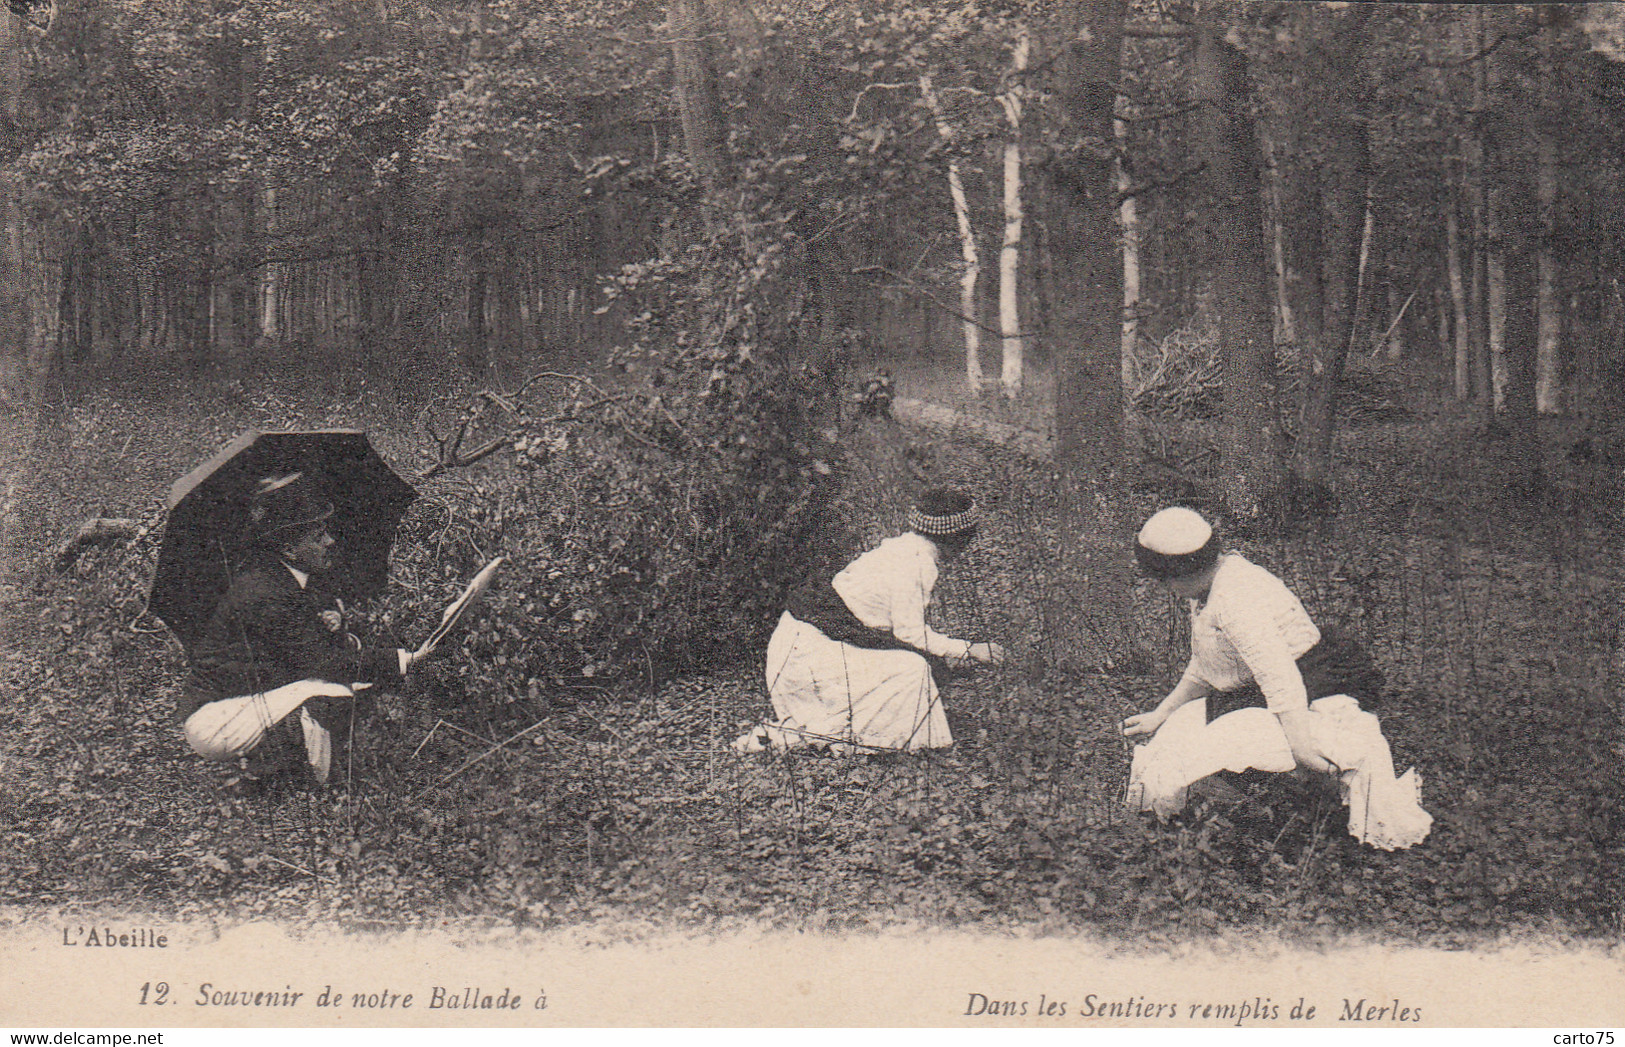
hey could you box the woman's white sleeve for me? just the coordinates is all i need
[1220,605,1308,712]
[889,557,971,658]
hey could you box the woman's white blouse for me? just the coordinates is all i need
[1180,553,1320,712]
[831,532,973,659]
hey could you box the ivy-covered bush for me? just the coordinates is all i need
[386,196,848,705]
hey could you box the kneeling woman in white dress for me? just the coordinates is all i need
[735,488,1005,754]
[1121,507,1432,851]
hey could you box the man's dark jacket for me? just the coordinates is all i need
[181,547,402,721]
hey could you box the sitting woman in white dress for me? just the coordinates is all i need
[1121,506,1432,851]
[734,488,1006,754]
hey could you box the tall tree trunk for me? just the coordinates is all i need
[260,186,280,342]
[1499,191,1544,492]
[1194,10,1286,522]
[1038,3,1125,470]
[1031,0,1129,668]
[1277,3,1324,381]
[996,31,1029,399]
[1443,276,1456,362]
[1295,8,1372,488]
[1488,187,1507,410]
[0,7,28,409]
[463,241,489,375]
[210,23,257,378]
[669,0,726,198]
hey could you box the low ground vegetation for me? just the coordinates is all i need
[0,362,1619,943]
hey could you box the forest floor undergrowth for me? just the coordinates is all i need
[0,369,1619,946]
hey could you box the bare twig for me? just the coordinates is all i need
[1422,29,1534,69]
[1370,286,1420,357]
[434,717,550,767]
[419,433,512,480]
[845,81,916,124]
[410,720,446,760]
[416,719,551,797]
[263,854,329,881]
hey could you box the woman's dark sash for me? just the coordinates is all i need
[783,578,953,686]
[1205,625,1384,723]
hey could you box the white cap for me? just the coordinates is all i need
[1137,506,1212,555]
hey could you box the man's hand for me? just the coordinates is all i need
[319,599,347,633]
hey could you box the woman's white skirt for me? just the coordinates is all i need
[1127,695,1432,851]
[734,612,952,753]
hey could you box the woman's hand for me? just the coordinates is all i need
[1121,707,1168,739]
[1275,708,1333,774]
[970,641,1006,665]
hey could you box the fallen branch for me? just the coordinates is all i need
[1371,285,1421,357]
[54,517,140,572]
[419,370,695,479]
[432,716,550,768]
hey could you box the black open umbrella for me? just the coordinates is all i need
[149,429,417,653]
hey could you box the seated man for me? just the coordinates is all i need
[180,472,428,795]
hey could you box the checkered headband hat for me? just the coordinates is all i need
[907,487,977,540]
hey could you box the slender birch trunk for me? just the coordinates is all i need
[1447,193,1470,398]
[1468,6,1493,422]
[996,31,1029,398]
[1116,117,1141,408]
[1353,189,1374,351]
[1433,279,1451,360]
[920,74,983,391]
[1488,197,1507,412]
[669,0,726,198]
[1535,14,1562,414]
[1261,132,1296,347]
[260,186,279,341]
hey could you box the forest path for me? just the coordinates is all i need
[892,396,1053,459]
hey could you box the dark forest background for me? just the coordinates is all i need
[0,1,1618,940]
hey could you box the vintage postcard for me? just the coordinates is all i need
[0,0,1619,1032]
